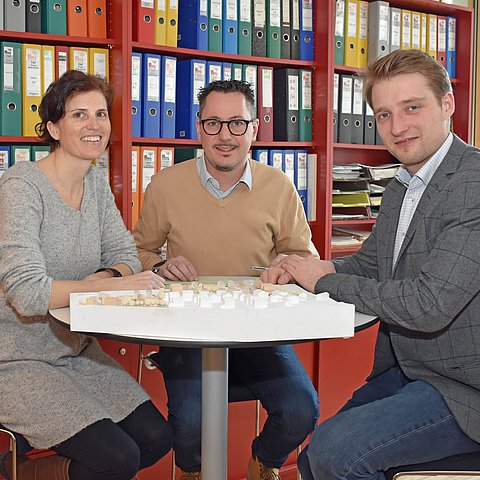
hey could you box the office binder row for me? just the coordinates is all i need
[132,52,312,142]
[133,0,314,61]
[334,73,382,146]
[335,0,456,78]
[0,144,109,177]
[0,42,109,137]
[0,0,107,38]
[251,148,316,221]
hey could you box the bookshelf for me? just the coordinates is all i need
[311,0,473,261]
[0,0,474,477]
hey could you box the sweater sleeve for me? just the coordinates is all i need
[272,177,318,258]
[94,172,141,273]
[0,177,52,317]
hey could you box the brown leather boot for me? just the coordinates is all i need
[1,452,70,480]
[246,455,281,480]
[179,470,201,480]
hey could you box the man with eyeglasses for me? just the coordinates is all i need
[134,79,319,480]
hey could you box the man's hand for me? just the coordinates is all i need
[281,255,335,292]
[156,255,198,282]
[260,265,294,285]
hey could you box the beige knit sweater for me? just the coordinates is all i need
[134,158,317,275]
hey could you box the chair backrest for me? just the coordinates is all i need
[385,452,480,480]
[393,473,480,479]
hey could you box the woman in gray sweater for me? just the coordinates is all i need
[0,71,172,480]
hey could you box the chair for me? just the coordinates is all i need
[142,350,302,480]
[0,426,34,480]
[385,452,480,480]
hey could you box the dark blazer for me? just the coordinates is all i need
[316,135,480,443]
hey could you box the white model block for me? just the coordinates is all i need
[253,296,268,309]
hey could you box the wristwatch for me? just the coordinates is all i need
[151,260,166,274]
[95,267,122,277]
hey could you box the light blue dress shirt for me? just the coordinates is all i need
[196,155,252,199]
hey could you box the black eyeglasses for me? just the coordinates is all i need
[200,118,254,136]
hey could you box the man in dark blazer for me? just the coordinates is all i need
[263,48,480,479]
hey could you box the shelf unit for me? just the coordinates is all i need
[311,0,473,261]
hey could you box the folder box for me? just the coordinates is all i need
[11,145,32,164]
[351,76,364,145]
[131,146,140,229]
[31,144,50,161]
[389,7,401,52]
[299,0,314,61]
[5,0,26,31]
[89,47,109,80]
[141,53,161,139]
[41,0,67,34]
[154,0,167,45]
[427,14,437,59]
[133,0,155,43]
[446,16,456,78]
[400,10,411,50]
[52,45,67,80]
[283,149,295,184]
[87,0,107,38]
[268,149,283,170]
[367,1,389,64]
[333,72,339,143]
[338,74,353,144]
[0,146,9,177]
[223,0,238,54]
[294,149,308,217]
[160,56,177,139]
[67,0,87,36]
[0,0,3,29]
[257,65,274,142]
[290,0,300,59]
[266,0,281,58]
[26,0,42,32]
[363,101,375,145]
[22,44,42,137]
[238,0,252,55]
[69,46,89,73]
[252,149,268,164]
[208,0,223,52]
[252,0,266,57]
[344,0,358,67]
[298,69,312,142]
[0,42,22,136]
[356,0,368,67]
[411,11,421,50]
[207,60,222,84]
[131,52,142,137]
[41,45,54,95]
[334,0,345,65]
[175,59,206,140]
[280,0,291,59]
[273,68,299,142]
[242,64,257,116]
[165,0,178,47]
[437,16,447,68]
[178,0,209,51]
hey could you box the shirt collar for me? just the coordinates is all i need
[395,132,453,187]
[197,155,252,192]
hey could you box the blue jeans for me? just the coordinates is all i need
[155,345,319,472]
[298,366,480,480]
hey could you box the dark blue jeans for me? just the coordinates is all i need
[298,366,480,480]
[155,345,319,472]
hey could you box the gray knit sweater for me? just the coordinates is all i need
[0,162,149,448]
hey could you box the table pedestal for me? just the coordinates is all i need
[202,347,229,480]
